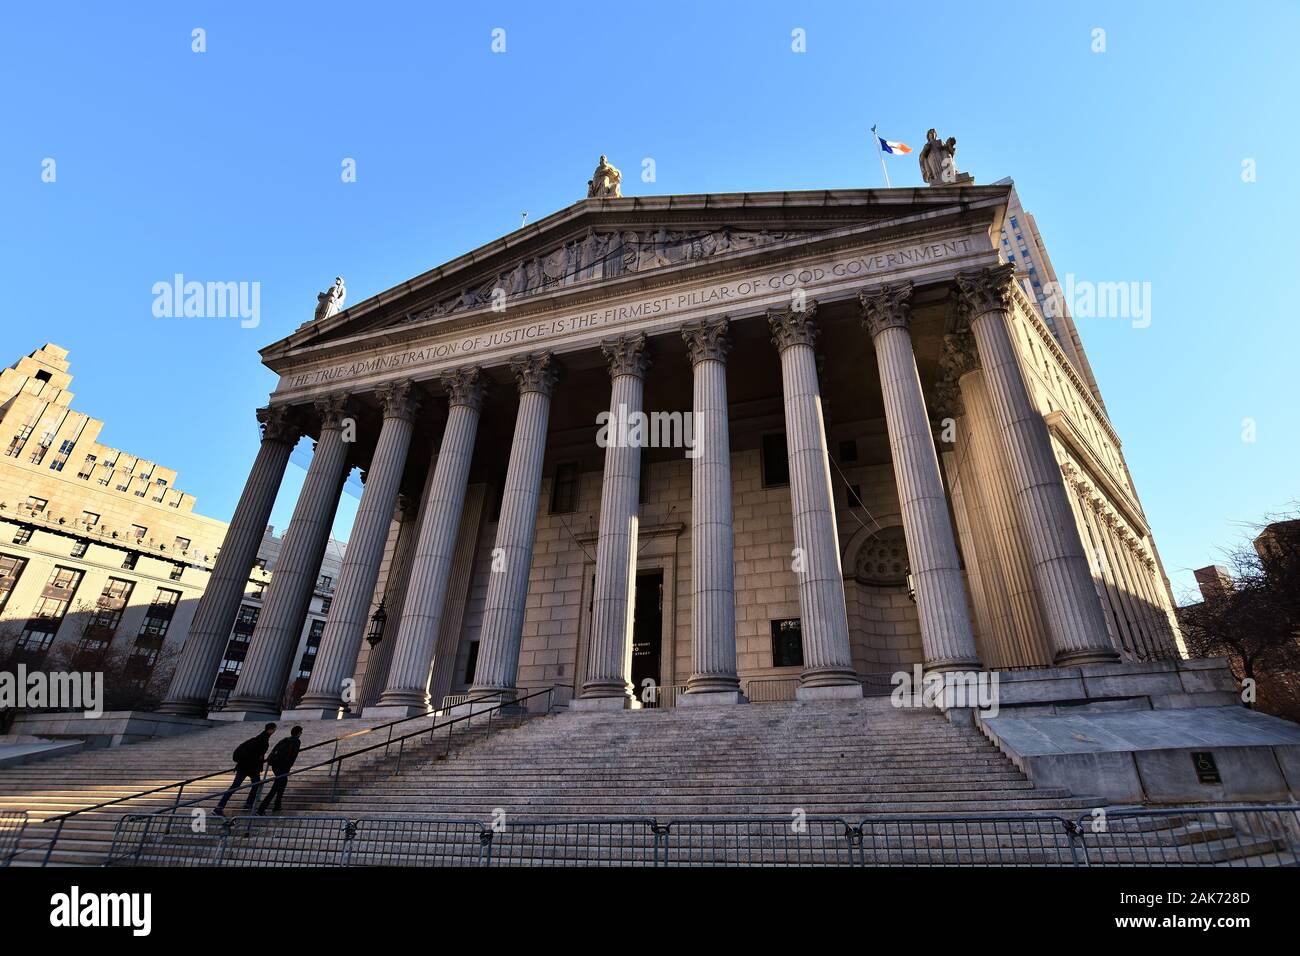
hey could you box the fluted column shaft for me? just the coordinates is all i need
[357,495,422,707]
[861,284,979,671]
[578,335,650,706]
[958,369,1052,666]
[950,416,1018,666]
[159,406,299,715]
[225,396,353,715]
[294,383,420,715]
[372,368,486,714]
[681,320,742,700]
[471,354,559,697]
[957,265,1118,665]
[768,307,860,697]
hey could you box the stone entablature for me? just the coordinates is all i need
[270,226,994,403]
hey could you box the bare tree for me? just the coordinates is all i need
[1180,512,1300,722]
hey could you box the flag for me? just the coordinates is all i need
[878,137,912,155]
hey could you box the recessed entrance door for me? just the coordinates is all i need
[630,570,664,702]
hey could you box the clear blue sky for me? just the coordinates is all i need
[3,1,1296,602]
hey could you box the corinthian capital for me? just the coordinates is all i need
[681,318,731,366]
[257,404,301,445]
[511,352,560,396]
[314,393,355,430]
[442,366,488,410]
[940,327,981,380]
[955,263,1017,320]
[858,281,913,339]
[376,379,421,422]
[601,333,651,379]
[767,301,819,352]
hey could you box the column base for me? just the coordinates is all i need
[361,703,429,720]
[569,694,631,712]
[796,683,864,702]
[677,689,749,707]
[279,706,346,722]
[208,708,282,723]
[924,658,983,674]
[1054,646,1122,667]
[155,698,209,718]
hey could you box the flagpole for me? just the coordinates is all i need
[871,123,892,188]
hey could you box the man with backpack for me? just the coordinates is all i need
[213,722,276,816]
[257,725,303,815]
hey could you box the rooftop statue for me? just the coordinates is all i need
[314,276,346,321]
[587,155,622,198]
[918,128,963,186]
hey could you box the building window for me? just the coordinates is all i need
[169,564,184,581]
[253,558,267,571]
[5,425,33,458]
[131,524,147,540]
[297,618,326,680]
[838,439,858,463]
[26,496,48,514]
[49,439,75,471]
[13,527,32,545]
[320,596,332,615]
[233,603,260,635]
[75,577,134,662]
[76,454,97,480]
[464,640,480,685]
[12,567,85,664]
[771,619,803,668]
[761,432,790,487]
[639,458,652,505]
[0,554,28,614]
[845,483,862,510]
[174,536,191,552]
[28,441,50,465]
[317,574,333,590]
[71,540,89,558]
[121,552,138,571]
[550,462,580,514]
[82,511,100,527]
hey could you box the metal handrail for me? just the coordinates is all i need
[22,685,557,866]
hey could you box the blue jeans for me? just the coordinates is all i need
[214,767,262,813]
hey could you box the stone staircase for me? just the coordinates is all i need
[321,698,1097,819]
[1,698,1293,865]
[0,712,507,866]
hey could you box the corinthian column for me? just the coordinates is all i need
[679,319,745,705]
[768,305,861,700]
[368,367,486,717]
[860,283,981,672]
[956,264,1118,665]
[573,334,651,711]
[159,405,301,716]
[290,381,421,718]
[221,395,354,719]
[470,353,560,701]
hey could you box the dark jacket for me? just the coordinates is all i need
[267,736,301,774]
[232,732,272,772]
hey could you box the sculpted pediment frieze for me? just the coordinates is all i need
[404,226,820,324]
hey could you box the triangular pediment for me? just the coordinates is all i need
[261,185,1010,366]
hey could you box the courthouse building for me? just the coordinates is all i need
[0,345,342,711]
[156,166,1186,723]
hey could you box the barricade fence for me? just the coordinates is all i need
[105,805,1300,867]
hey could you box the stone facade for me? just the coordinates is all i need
[160,183,1186,720]
[0,344,343,709]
